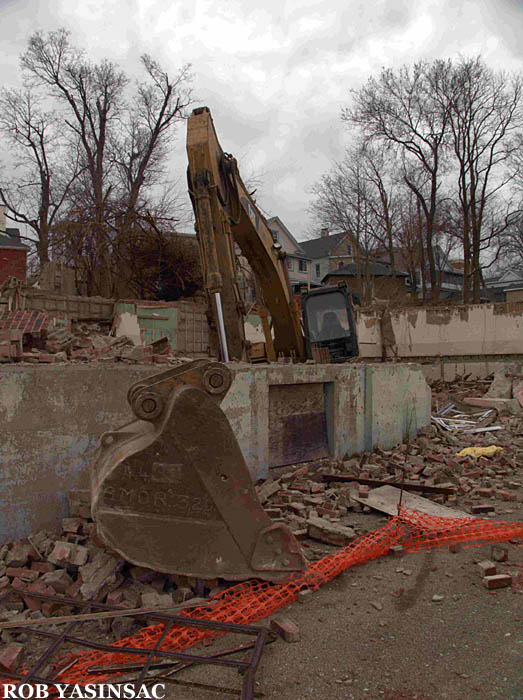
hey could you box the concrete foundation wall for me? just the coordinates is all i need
[0,362,430,542]
[357,303,523,358]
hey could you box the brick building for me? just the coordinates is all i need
[0,207,29,284]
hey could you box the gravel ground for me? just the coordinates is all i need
[158,512,522,700]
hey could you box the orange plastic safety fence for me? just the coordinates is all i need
[2,508,521,691]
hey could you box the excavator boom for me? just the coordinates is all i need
[187,106,305,362]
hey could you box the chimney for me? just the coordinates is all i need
[0,205,6,235]
[321,227,329,238]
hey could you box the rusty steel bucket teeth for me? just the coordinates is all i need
[91,361,307,582]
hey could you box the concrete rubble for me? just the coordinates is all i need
[0,309,190,365]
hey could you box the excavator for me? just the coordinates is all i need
[91,107,358,584]
[185,106,358,364]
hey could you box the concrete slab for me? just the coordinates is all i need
[352,485,472,519]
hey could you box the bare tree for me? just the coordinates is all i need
[21,29,129,295]
[18,28,193,298]
[443,57,523,301]
[309,144,392,303]
[346,60,455,300]
[0,87,80,265]
[110,56,192,294]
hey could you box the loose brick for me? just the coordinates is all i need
[477,560,497,576]
[270,615,300,642]
[30,561,56,574]
[476,488,494,497]
[23,579,56,612]
[358,485,370,499]
[48,541,89,567]
[482,574,512,590]
[5,567,39,582]
[470,504,496,514]
[0,644,25,671]
[496,490,517,502]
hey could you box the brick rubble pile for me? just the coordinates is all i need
[0,310,184,365]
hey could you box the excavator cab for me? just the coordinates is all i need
[301,284,359,362]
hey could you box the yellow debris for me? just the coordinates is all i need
[455,445,503,459]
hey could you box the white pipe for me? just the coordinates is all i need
[214,291,230,362]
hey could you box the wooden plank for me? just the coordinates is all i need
[321,473,457,495]
[351,485,473,519]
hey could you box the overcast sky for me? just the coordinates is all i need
[1,0,522,241]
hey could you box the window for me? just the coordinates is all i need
[299,260,307,272]
[338,261,344,269]
[271,229,279,242]
[347,244,352,256]
[287,259,293,271]
[315,263,321,278]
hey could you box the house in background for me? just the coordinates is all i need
[484,269,523,303]
[373,245,466,300]
[322,262,410,303]
[267,216,311,293]
[299,228,355,287]
[0,206,29,285]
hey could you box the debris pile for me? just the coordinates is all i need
[0,490,227,647]
[0,310,183,365]
[257,368,522,544]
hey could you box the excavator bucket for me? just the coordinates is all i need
[91,361,307,582]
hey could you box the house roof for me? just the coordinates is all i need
[0,228,30,250]
[299,232,349,259]
[322,262,409,282]
[266,216,308,257]
[502,281,523,292]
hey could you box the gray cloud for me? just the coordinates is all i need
[0,0,521,238]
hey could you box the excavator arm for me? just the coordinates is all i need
[187,106,305,362]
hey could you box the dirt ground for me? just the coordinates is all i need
[159,520,522,700]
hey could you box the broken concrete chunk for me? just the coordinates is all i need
[484,371,513,399]
[490,544,508,562]
[463,397,521,414]
[40,568,73,594]
[79,551,124,600]
[307,517,356,546]
[256,479,281,504]
[5,543,34,568]
[141,591,174,608]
